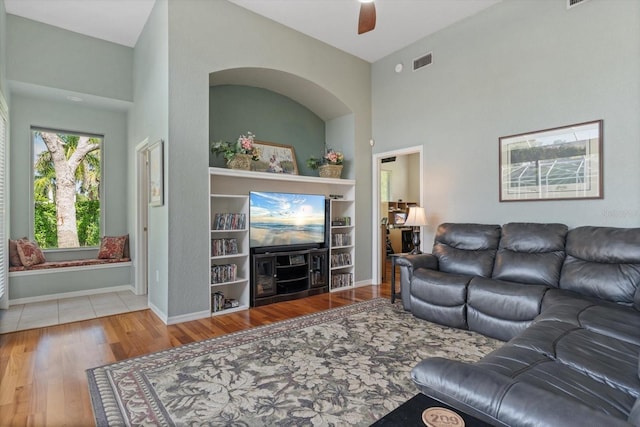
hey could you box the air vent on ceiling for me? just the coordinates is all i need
[413,52,433,71]
[567,0,590,9]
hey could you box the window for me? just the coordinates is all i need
[32,128,103,249]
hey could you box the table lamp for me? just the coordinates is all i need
[404,206,428,254]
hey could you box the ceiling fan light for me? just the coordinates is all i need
[359,0,375,3]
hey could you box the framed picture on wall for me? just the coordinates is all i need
[499,120,603,202]
[148,139,164,207]
[252,141,299,174]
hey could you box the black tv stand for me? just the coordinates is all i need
[251,247,328,307]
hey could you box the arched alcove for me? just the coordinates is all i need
[209,67,355,178]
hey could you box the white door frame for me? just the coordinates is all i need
[135,139,149,296]
[371,145,424,285]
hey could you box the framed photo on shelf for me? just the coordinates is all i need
[252,141,299,175]
[148,139,164,207]
[499,120,603,202]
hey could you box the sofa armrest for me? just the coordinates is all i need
[394,254,438,311]
[394,253,438,271]
[412,358,632,427]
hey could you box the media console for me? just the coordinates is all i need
[251,248,328,307]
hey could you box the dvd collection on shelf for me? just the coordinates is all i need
[331,233,351,246]
[331,252,352,268]
[211,291,240,313]
[331,216,351,226]
[213,213,246,230]
[211,263,237,284]
[331,273,353,289]
[211,238,239,256]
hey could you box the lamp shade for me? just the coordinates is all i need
[404,206,428,227]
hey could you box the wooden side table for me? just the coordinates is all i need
[389,253,408,304]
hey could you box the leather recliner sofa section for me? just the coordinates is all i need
[396,223,640,427]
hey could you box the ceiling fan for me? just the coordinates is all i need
[358,0,376,35]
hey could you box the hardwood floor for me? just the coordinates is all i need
[0,268,394,427]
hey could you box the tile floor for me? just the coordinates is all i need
[0,290,148,334]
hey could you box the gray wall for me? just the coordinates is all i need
[164,0,371,319]
[209,84,325,176]
[128,0,169,314]
[372,0,640,245]
[7,14,133,102]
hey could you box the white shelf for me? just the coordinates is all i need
[211,253,250,260]
[211,304,250,315]
[211,229,248,233]
[329,198,355,292]
[209,167,355,186]
[210,278,248,288]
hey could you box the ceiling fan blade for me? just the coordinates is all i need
[358,2,376,35]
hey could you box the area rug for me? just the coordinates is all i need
[87,298,501,426]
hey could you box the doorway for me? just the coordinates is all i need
[372,146,423,285]
[135,139,150,296]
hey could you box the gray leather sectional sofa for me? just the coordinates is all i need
[396,223,640,426]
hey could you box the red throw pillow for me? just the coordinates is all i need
[16,240,47,267]
[98,235,127,259]
[9,238,27,266]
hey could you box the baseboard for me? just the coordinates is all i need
[9,284,134,306]
[147,301,168,324]
[146,301,210,325]
[166,309,211,325]
[354,279,374,288]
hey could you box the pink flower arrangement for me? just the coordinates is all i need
[324,149,344,165]
[211,131,260,162]
[238,132,255,153]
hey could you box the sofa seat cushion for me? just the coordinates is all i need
[466,277,547,341]
[492,222,567,287]
[542,289,640,346]
[431,223,501,277]
[489,321,640,397]
[410,269,471,329]
[412,357,634,427]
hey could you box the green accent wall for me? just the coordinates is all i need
[209,84,326,176]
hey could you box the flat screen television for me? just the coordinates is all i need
[249,191,326,249]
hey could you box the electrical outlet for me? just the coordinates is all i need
[156,270,160,282]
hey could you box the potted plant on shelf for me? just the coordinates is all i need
[306,148,344,178]
[210,132,260,170]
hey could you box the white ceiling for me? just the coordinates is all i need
[4,0,156,48]
[4,0,500,63]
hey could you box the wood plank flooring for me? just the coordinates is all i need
[0,263,395,427]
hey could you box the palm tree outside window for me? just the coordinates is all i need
[32,128,103,249]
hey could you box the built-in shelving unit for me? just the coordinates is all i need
[329,199,355,291]
[209,167,356,313]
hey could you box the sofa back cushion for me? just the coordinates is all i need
[492,223,567,287]
[432,223,501,277]
[560,226,640,308]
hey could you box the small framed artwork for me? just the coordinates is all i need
[499,120,603,202]
[252,141,299,175]
[148,139,164,207]
[394,212,407,225]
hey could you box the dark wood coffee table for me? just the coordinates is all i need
[371,393,495,426]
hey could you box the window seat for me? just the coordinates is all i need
[9,257,131,274]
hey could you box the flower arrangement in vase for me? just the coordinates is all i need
[306,148,344,178]
[210,132,260,170]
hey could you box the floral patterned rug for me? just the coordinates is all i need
[87,298,501,426]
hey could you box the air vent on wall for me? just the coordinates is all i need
[413,52,433,71]
[381,156,396,163]
[567,0,590,9]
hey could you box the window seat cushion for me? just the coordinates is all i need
[9,257,131,272]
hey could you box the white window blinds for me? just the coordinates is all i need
[0,94,7,301]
